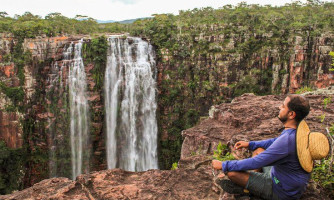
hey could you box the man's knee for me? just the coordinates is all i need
[252,148,265,157]
[227,171,239,179]
[226,171,249,188]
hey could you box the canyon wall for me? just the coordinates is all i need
[155,29,334,168]
[0,34,106,191]
[0,31,333,192]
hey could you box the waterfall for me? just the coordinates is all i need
[47,61,60,178]
[105,36,158,171]
[67,39,90,179]
[47,59,71,178]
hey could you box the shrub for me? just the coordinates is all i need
[295,86,313,94]
[171,162,178,170]
[213,142,235,161]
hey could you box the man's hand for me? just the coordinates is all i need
[212,160,222,170]
[234,141,249,150]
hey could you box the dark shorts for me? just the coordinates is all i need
[245,166,280,200]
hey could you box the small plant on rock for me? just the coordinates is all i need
[171,162,178,170]
[213,142,235,161]
[295,86,313,94]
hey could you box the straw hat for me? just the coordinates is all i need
[296,120,330,173]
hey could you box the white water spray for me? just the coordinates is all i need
[105,36,158,171]
[67,40,90,179]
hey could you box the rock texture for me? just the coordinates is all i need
[0,168,219,200]
[0,111,23,148]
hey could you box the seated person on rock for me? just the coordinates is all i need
[212,94,329,200]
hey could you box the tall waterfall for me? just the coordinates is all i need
[105,36,158,171]
[66,39,90,179]
[47,53,71,179]
[47,61,63,178]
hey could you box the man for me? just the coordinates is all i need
[212,94,329,200]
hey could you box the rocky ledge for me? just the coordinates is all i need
[1,93,333,200]
[0,168,219,200]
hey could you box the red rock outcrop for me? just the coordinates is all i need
[0,168,219,200]
[180,93,333,165]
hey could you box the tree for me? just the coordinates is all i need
[75,15,88,20]
[0,12,8,18]
[45,12,63,19]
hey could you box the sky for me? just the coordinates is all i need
[1,0,332,21]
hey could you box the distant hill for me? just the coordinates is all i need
[96,20,116,24]
[97,17,151,24]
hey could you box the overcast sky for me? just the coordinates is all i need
[1,0,332,21]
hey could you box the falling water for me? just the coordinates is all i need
[67,40,90,179]
[105,36,158,171]
[47,61,61,178]
[47,59,71,178]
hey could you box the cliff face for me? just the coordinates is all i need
[0,35,107,189]
[0,32,333,191]
[0,34,22,149]
[156,30,334,169]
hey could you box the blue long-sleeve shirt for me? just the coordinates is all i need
[222,129,310,200]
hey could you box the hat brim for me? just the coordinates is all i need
[296,120,313,173]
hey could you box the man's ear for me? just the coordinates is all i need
[289,111,296,119]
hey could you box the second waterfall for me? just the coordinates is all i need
[104,36,158,171]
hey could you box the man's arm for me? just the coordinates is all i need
[248,137,277,151]
[222,135,288,172]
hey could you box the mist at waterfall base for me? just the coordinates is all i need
[47,36,158,180]
[105,36,158,171]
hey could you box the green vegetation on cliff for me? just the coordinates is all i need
[82,36,108,91]
[0,82,24,109]
[0,141,25,194]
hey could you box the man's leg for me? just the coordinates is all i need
[217,148,267,194]
[226,171,249,188]
[252,148,265,172]
[220,169,273,199]
[252,147,265,157]
[226,147,265,186]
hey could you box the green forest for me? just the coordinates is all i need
[0,1,333,41]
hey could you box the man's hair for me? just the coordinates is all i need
[287,94,310,123]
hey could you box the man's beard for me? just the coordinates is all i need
[278,114,288,123]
